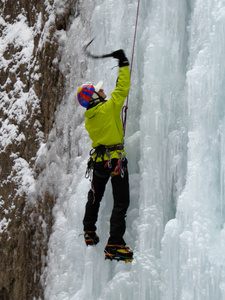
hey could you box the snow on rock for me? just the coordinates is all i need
[0,0,71,299]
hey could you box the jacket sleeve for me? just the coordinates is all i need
[106,66,130,112]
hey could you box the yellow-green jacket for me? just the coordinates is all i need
[84,66,130,161]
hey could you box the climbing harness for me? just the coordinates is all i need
[122,0,141,135]
[85,148,125,204]
[85,144,125,179]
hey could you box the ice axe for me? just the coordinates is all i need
[83,38,114,59]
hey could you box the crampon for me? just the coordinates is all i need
[104,245,133,262]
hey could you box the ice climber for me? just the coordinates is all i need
[77,50,133,262]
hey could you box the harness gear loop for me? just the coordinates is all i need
[122,0,141,136]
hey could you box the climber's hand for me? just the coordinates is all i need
[112,49,129,67]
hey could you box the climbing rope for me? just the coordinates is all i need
[122,0,141,136]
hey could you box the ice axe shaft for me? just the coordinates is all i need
[83,38,114,59]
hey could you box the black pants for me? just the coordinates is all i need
[83,158,130,245]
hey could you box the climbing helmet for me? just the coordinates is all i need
[77,81,103,108]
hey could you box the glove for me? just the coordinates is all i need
[112,49,129,67]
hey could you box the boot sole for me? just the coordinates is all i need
[105,253,133,262]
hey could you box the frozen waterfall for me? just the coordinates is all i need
[42,0,225,299]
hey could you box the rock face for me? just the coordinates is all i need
[0,1,76,299]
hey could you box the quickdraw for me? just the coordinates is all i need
[110,152,125,178]
[85,157,94,179]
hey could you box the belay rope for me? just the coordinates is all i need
[122,0,141,136]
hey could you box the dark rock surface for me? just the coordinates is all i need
[0,1,77,299]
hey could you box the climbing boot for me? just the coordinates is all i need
[84,231,99,246]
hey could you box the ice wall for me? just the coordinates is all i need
[161,1,225,299]
[43,0,225,299]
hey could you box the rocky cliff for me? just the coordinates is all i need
[0,1,76,299]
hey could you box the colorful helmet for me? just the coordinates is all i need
[77,81,103,108]
[77,84,95,108]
